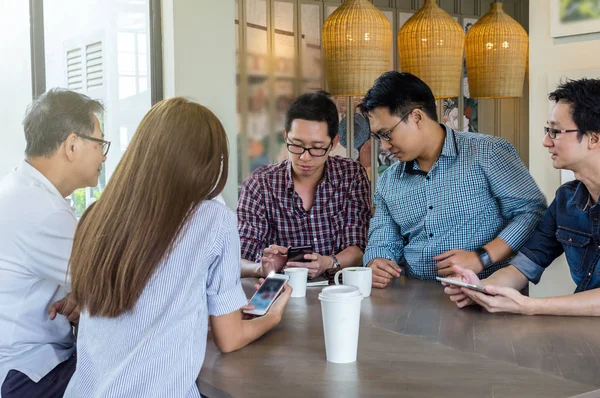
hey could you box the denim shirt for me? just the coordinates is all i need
[512,180,600,292]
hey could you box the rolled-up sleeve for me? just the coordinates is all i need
[511,198,564,284]
[485,139,547,251]
[363,173,404,266]
[207,211,248,316]
[237,175,268,262]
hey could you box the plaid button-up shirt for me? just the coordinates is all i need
[237,156,371,262]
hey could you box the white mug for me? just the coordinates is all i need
[334,267,372,298]
[284,267,308,298]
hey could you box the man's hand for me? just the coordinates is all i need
[462,284,533,315]
[441,265,481,308]
[367,258,401,289]
[260,245,288,277]
[48,294,80,323]
[434,249,483,277]
[286,253,332,279]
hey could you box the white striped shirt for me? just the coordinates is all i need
[64,200,248,397]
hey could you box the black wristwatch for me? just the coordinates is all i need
[475,247,493,269]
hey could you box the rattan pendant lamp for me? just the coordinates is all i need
[397,0,464,99]
[465,1,529,98]
[322,0,392,96]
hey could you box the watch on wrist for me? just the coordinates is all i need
[475,247,493,269]
[331,254,341,269]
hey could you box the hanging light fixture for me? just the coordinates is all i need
[322,0,392,96]
[465,1,528,98]
[397,0,464,99]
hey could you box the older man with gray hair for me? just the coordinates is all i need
[0,88,107,398]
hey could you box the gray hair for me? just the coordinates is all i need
[23,88,104,158]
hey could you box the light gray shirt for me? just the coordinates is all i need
[0,161,76,385]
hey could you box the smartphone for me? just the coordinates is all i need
[435,276,495,295]
[243,274,289,316]
[287,245,313,263]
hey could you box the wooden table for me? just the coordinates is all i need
[198,277,600,397]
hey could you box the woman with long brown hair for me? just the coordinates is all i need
[63,97,291,397]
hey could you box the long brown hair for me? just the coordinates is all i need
[70,97,229,317]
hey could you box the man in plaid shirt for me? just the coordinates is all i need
[237,91,372,279]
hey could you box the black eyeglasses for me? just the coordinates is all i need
[77,133,111,156]
[544,126,580,139]
[286,140,332,157]
[371,108,420,141]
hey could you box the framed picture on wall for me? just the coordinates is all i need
[550,0,600,38]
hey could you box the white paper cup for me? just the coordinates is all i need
[284,268,308,298]
[318,285,363,363]
[334,267,372,298]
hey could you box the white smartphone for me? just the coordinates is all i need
[243,273,289,316]
[435,276,494,295]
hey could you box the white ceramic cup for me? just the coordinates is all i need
[318,285,363,363]
[284,268,308,298]
[334,267,372,298]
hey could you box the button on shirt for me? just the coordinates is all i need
[0,161,76,385]
[64,201,248,398]
[363,125,547,279]
[238,156,371,261]
[512,180,600,292]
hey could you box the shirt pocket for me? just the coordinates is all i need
[555,227,591,274]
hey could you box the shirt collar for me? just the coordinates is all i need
[440,124,459,158]
[403,124,458,176]
[572,181,596,211]
[284,157,335,191]
[17,160,70,204]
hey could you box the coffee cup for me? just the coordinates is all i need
[318,285,363,363]
[284,267,308,298]
[334,267,372,298]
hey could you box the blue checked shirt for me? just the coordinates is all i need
[363,125,547,279]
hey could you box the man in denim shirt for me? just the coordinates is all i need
[445,78,600,316]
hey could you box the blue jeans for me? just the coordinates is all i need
[1,355,76,398]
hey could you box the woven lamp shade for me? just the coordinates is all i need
[465,2,528,98]
[397,0,464,99]
[322,0,392,96]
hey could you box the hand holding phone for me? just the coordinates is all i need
[436,276,495,295]
[286,245,313,263]
[243,274,289,316]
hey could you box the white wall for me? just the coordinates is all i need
[0,1,31,177]
[161,0,238,208]
[528,1,600,297]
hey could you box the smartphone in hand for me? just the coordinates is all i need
[287,245,313,263]
[243,273,289,316]
[435,276,495,295]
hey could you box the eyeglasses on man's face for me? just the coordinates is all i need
[77,133,111,156]
[544,126,580,139]
[370,107,420,142]
[285,140,332,157]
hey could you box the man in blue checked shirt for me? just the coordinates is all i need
[445,78,600,316]
[359,71,547,288]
